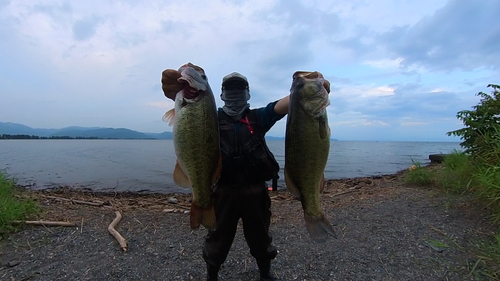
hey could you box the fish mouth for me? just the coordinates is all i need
[181,85,203,99]
[178,63,209,99]
[293,71,323,80]
[292,71,330,93]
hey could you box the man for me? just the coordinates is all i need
[203,72,289,281]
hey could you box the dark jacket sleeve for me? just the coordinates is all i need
[257,101,286,133]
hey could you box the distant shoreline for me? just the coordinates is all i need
[0,134,156,140]
[1,134,337,141]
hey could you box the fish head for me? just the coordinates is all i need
[290,71,331,117]
[176,62,212,101]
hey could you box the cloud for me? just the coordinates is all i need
[378,0,500,71]
[33,2,72,17]
[146,100,174,109]
[72,17,100,41]
[330,82,473,132]
[0,0,497,141]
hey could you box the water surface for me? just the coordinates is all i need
[0,139,461,193]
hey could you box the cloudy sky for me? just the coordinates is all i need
[0,0,498,141]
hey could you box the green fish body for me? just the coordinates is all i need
[285,71,336,240]
[163,63,221,230]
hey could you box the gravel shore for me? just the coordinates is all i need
[0,172,497,281]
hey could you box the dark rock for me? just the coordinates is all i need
[429,154,448,163]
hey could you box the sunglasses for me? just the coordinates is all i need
[223,81,248,90]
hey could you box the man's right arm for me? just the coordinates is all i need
[273,95,290,115]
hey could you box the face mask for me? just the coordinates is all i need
[221,88,250,120]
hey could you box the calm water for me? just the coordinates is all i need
[0,139,461,193]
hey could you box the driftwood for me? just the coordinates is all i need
[169,203,190,210]
[327,189,359,198]
[108,211,127,251]
[12,220,76,227]
[44,195,104,206]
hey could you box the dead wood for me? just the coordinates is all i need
[327,189,359,197]
[108,211,127,251]
[12,220,77,227]
[44,195,104,206]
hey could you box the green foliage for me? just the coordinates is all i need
[474,165,500,223]
[447,84,500,165]
[403,162,434,186]
[470,233,500,280]
[0,172,38,236]
[443,83,500,279]
[436,152,477,194]
[475,126,500,166]
[433,152,499,218]
[443,83,500,221]
[417,152,500,279]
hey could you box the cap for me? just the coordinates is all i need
[222,72,249,86]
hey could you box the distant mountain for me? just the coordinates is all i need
[0,122,59,136]
[146,131,174,139]
[52,128,153,139]
[0,121,335,140]
[59,126,104,131]
[0,122,173,139]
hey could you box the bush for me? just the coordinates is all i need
[443,84,500,278]
[474,164,500,222]
[435,152,477,194]
[447,84,500,165]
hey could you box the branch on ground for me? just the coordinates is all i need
[12,220,77,227]
[108,211,127,251]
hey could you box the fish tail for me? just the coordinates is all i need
[304,212,337,241]
[190,204,217,230]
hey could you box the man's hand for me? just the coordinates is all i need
[161,69,184,101]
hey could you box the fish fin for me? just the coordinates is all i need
[319,116,329,139]
[284,167,301,199]
[190,204,216,230]
[304,212,337,241]
[173,161,191,188]
[162,109,176,126]
[212,155,222,185]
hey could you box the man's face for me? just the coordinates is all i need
[223,80,248,91]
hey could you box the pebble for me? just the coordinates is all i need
[7,260,20,267]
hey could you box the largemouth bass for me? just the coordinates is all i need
[284,71,336,240]
[162,63,221,230]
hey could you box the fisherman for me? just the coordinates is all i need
[203,72,290,281]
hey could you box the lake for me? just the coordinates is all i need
[0,139,461,193]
